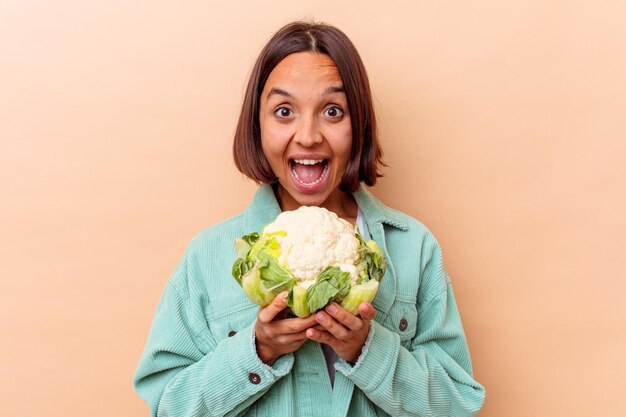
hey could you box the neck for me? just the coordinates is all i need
[274,185,358,224]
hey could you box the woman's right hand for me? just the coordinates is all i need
[255,292,318,365]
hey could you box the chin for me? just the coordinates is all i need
[276,183,332,210]
[292,191,332,208]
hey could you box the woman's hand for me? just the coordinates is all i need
[255,292,318,365]
[306,302,376,364]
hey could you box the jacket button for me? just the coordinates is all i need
[399,318,408,331]
[248,372,261,384]
[228,330,237,337]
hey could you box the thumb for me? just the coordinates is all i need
[257,291,288,323]
[358,302,376,321]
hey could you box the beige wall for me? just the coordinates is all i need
[1,1,625,415]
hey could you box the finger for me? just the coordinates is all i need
[275,331,312,345]
[257,292,288,323]
[358,302,376,321]
[315,311,349,340]
[324,302,363,331]
[306,327,336,345]
[276,314,319,333]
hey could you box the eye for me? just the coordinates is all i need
[323,106,344,118]
[274,107,293,118]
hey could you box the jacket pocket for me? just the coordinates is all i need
[380,296,417,345]
[205,301,258,342]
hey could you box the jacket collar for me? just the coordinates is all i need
[242,184,282,232]
[353,184,409,231]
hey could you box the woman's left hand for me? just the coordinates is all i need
[306,301,376,364]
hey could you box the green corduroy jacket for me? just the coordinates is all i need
[134,185,485,417]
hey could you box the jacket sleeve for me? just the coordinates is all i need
[335,241,485,416]
[133,251,294,417]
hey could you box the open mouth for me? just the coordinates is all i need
[289,158,329,188]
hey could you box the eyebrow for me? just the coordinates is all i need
[266,87,293,100]
[323,86,345,95]
[265,85,345,101]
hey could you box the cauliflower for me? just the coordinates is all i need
[264,207,361,283]
[231,206,386,317]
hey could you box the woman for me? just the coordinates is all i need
[134,21,485,416]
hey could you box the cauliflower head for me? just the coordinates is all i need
[231,206,386,317]
[263,206,360,284]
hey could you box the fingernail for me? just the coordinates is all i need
[327,303,338,314]
[316,312,326,323]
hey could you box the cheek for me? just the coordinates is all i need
[260,140,280,171]
[333,125,353,163]
[260,128,289,172]
[262,118,295,143]
[260,119,278,155]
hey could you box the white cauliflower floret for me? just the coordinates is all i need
[263,206,360,284]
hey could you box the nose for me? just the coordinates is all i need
[293,115,323,147]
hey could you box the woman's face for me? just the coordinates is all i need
[259,52,353,214]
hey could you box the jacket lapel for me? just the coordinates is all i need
[353,185,408,318]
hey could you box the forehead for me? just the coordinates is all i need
[263,52,342,93]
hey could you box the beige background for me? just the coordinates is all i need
[1,0,625,416]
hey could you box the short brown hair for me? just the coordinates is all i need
[232,21,383,192]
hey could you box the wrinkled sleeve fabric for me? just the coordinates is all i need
[335,241,485,416]
[133,251,293,417]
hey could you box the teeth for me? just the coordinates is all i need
[291,162,329,185]
[293,159,324,165]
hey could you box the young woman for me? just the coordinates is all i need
[134,21,485,417]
